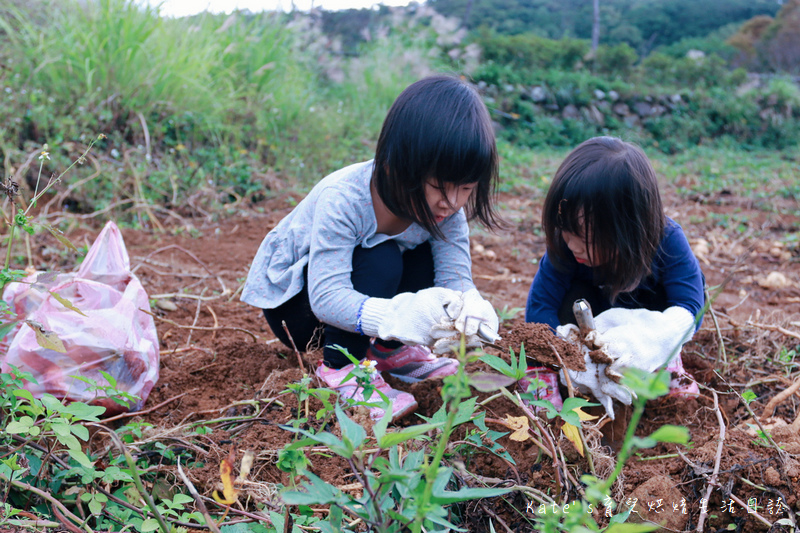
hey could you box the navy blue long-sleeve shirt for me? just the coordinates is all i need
[525,218,705,330]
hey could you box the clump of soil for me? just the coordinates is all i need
[499,321,586,371]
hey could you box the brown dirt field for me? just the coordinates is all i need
[11,182,800,532]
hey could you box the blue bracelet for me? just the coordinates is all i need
[355,300,366,335]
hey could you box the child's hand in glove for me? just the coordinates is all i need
[556,324,631,419]
[554,306,696,419]
[358,287,463,347]
[431,288,499,354]
[587,306,695,380]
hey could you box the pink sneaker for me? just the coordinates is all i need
[668,371,700,398]
[666,353,700,398]
[518,366,563,411]
[316,362,418,421]
[367,342,459,383]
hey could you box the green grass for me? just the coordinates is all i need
[655,146,799,205]
[1,0,797,221]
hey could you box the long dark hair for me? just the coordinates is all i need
[543,136,665,301]
[373,75,501,238]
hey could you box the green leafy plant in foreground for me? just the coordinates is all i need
[0,366,144,528]
[279,341,511,532]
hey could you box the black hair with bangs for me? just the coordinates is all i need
[373,75,500,238]
[542,136,665,301]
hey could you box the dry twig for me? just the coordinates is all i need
[696,389,725,533]
[728,493,773,528]
[132,244,229,297]
[176,458,222,533]
[145,309,258,342]
[547,340,596,476]
[282,319,306,375]
[760,374,800,420]
[101,391,191,423]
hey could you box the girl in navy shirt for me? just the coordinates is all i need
[524,136,705,418]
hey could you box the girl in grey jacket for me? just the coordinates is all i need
[242,75,502,421]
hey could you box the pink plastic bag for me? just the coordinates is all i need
[1,221,160,416]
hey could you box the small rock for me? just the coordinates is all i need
[583,104,605,126]
[613,102,630,116]
[608,90,619,101]
[593,89,606,100]
[562,104,580,119]
[529,86,547,102]
[628,475,688,531]
[758,271,792,289]
[765,466,782,486]
[633,101,655,117]
[623,114,641,128]
[156,299,178,312]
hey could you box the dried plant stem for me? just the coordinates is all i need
[124,148,164,232]
[282,319,306,375]
[100,391,190,423]
[145,309,258,342]
[548,341,596,476]
[0,476,90,532]
[761,373,800,419]
[695,389,725,532]
[132,243,229,297]
[705,288,727,365]
[176,458,222,533]
[718,372,790,464]
[186,288,207,347]
[729,317,800,341]
[728,493,773,528]
[98,426,171,533]
[480,501,515,533]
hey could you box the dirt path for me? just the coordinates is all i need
[22,183,800,531]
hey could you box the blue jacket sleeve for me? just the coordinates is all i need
[657,220,706,329]
[525,251,574,329]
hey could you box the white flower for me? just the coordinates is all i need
[359,359,378,375]
[38,151,50,161]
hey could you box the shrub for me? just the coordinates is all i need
[594,43,639,78]
[476,31,589,72]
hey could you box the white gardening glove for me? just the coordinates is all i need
[359,287,463,347]
[455,288,499,337]
[431,289,499,354]
[556,324,631,419]
[560,363,632,420]
[587,306,695,380]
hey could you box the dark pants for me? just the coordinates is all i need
[557,281,668,326]
[263,241,435,369]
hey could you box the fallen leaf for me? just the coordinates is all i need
[504,415,530,442]
[42,224,79,252]
[237,450,254,482]
[27,321,66,353]
[562,422,584,457]
[212,446,238,505]
[49,291,88,317]
[572,407,598,422]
